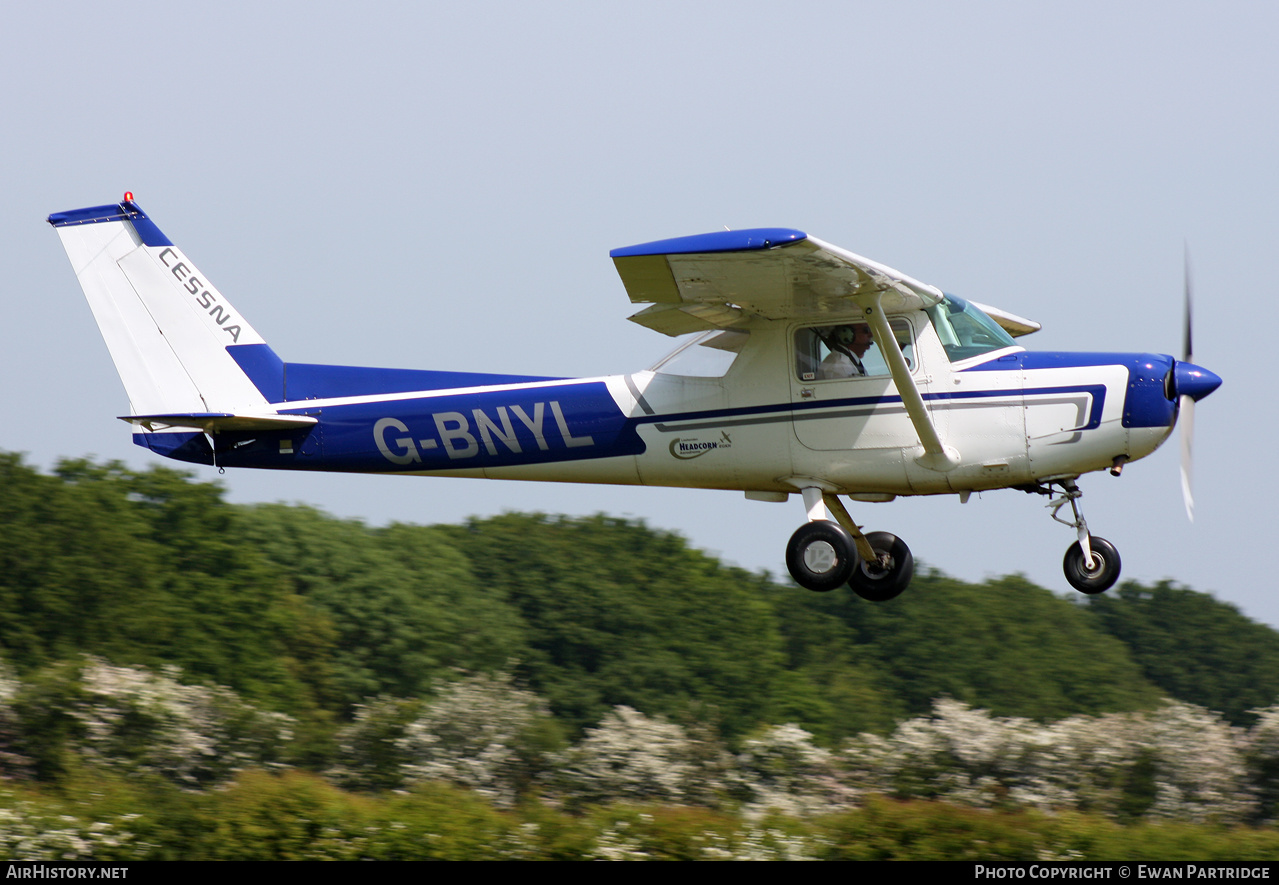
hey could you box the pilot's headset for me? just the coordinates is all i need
[822,325,860,359]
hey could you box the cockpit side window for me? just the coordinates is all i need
[926,295,1016,362]
[650,330,749,377]
[794,319,914,381]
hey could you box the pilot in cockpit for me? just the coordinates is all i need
[819,323,875,378]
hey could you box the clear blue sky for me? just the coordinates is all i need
[5,2,1274,623]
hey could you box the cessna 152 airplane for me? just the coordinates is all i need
[49,196,1221,601]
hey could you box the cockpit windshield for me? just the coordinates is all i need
[926,294,1017,362]
[649,330,748,377]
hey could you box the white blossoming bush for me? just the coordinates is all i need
[393,673,559,807]
[735,724,853,818]
[0,662,32,780]
[584,808,819,860]
[556,706,731,807]
[0,800,148,861]
[1140,702,1252,822]
[1243,704,1279,820]
[841,698,1257,823]
[69,658,294,788]
[1011,709,1146,813]
[842,698,1029,807]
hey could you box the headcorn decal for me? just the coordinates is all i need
[668,431,732,460]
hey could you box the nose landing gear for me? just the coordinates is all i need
[1031,478,1122,595]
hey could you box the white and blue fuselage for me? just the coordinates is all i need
[136,328,1179,500]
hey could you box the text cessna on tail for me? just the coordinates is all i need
[49,196,1221,600]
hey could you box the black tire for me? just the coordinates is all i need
[786,521,858,592]
[1063,536,1121,595]
[848,531,914,601]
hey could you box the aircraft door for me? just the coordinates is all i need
[789,319,924,453]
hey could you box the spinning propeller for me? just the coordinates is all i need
[1170,249,1222,521]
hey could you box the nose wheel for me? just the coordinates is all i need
[1063,537,1121,595]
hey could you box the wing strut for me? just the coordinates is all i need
[862,294,959,472]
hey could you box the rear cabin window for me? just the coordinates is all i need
[650,330,749,378]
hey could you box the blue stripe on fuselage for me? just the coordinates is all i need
[961,351,1175,429]
[134,381,642,472]
[283,362,565,401]
[270,381,642,472]
[961,351,1166,371]
[626,384,1107,433]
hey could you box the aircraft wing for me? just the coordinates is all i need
[611,229,946,336]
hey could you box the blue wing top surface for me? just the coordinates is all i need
[609,228,807,258]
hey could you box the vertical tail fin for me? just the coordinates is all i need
[48,197,284,417]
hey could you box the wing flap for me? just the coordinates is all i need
[627,302,747,335]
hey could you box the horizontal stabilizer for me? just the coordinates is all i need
[120,413,318,433]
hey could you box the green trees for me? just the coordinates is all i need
[773,571,1162,734]
[0,454,159,667]
[0,456,318,708]
[2,451,1279,808]
[1085,582,1279,725]
[234,506,523,709]
[442,513,791,738]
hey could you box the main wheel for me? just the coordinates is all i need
[786,521,858,592]
[1063,536,1121,595]
[848,531,914,601]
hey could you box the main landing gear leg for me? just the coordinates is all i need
[1036,479,1122,595]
